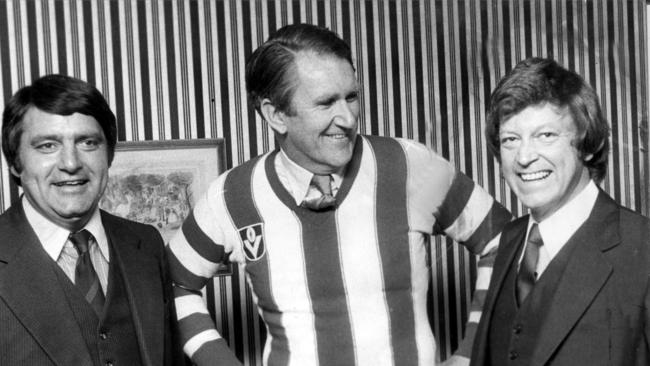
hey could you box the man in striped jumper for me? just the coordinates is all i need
[168,23,511,366]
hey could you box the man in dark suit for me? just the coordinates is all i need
[470,57,649,366]
[0,74,184,365]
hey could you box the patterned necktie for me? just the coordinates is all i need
[516,223,544,305]
[69,229,105,315]
[301,174,336,211]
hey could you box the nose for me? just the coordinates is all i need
[59,144,82,172]
[515,139,538,166]
[333,100,358,129]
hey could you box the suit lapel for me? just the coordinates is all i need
[102,212,163,366]
[0,204,93,365]
[473,218,528,363]
[490,219,529,304]
[530,192,619,365]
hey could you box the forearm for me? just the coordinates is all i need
[167,209,240,365]
[174,286,241,365]
[453,240,497,359]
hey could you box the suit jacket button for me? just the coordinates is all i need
[100,332,108,340]
[509,350,518,360]
[513,324,523,334]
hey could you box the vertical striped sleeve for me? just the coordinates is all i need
[453,234,499,359]
[167,211,224,290]
[436,172,511,254]
[167,176,240,365]
[174,287,241,366]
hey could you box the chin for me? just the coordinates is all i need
[514,193,542,211]
[59,201,98,215]
[522,198,553,214]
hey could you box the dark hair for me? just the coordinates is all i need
[485,57,610,183]
[245,23,354,116]
[2,74,117,185]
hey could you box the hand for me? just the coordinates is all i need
[438,355,470,366]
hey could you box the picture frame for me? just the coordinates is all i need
[99,138,232,276]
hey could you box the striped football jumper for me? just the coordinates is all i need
[168,135,511,366]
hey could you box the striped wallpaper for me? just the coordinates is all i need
[0,0,647,363]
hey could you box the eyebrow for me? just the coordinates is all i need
[314,85,359,103]
[315,95,338,105]
[29,132,105,144]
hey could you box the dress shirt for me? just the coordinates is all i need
[23,197,110,294]
[275,149,344,205]
[519,180,599,277]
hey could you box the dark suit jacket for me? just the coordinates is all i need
[471,190,650,366]
[0,203,184,366]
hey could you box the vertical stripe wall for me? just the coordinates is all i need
[0,0,647,363]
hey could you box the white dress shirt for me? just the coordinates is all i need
[519,180,599,277]
[275,149,344,205]
[23,197,110,294]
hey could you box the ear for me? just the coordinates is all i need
[9,165,20,179]
[260,99,288,135]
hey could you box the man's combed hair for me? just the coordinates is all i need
[2,74,117,185]
[245,23,353,116]
[485,57,610,183]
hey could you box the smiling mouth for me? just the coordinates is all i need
[325,133,349,139]
[54,180,89,187]
[323,133,354,143]
[519,171,551,181]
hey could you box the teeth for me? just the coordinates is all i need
[55,180,86,186]
[520,171,550,181]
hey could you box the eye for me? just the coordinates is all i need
[499,136,519,148]
[317,97,337,108]
[537,131,558,142]
[79,138,101,150]
[35,141,58,152]
[346,91,359,103]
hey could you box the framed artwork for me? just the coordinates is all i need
[99,138,232,276]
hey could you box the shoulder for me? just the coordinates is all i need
[617,204,650,248]
[596,190,650,244]
[100,210,164,250]
[498,215,529,244]
[229,151,271,173]
[362,135,427,153]
[217,151,273,187]
[618,205,650,230]
[0,204,30,255]
[0,203,24,227]
[596,196,650,287]
[101,210,158,233]
[192,151,272,203]
[362,135,451,168]
[505,215,529,230]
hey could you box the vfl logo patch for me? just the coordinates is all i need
[238,223,265,261]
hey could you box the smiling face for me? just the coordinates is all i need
[499,103,592,221]
[12,108,109,231]
[272,52,360,174]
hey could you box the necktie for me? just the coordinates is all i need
[516,223,543,305]
[69,230,105,315]
[301,174,336,211]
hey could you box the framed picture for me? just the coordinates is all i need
[99,138,232,276]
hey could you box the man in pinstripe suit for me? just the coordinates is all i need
[0,75,185,365]
[471,58,650,365]
[168,23,511,366]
